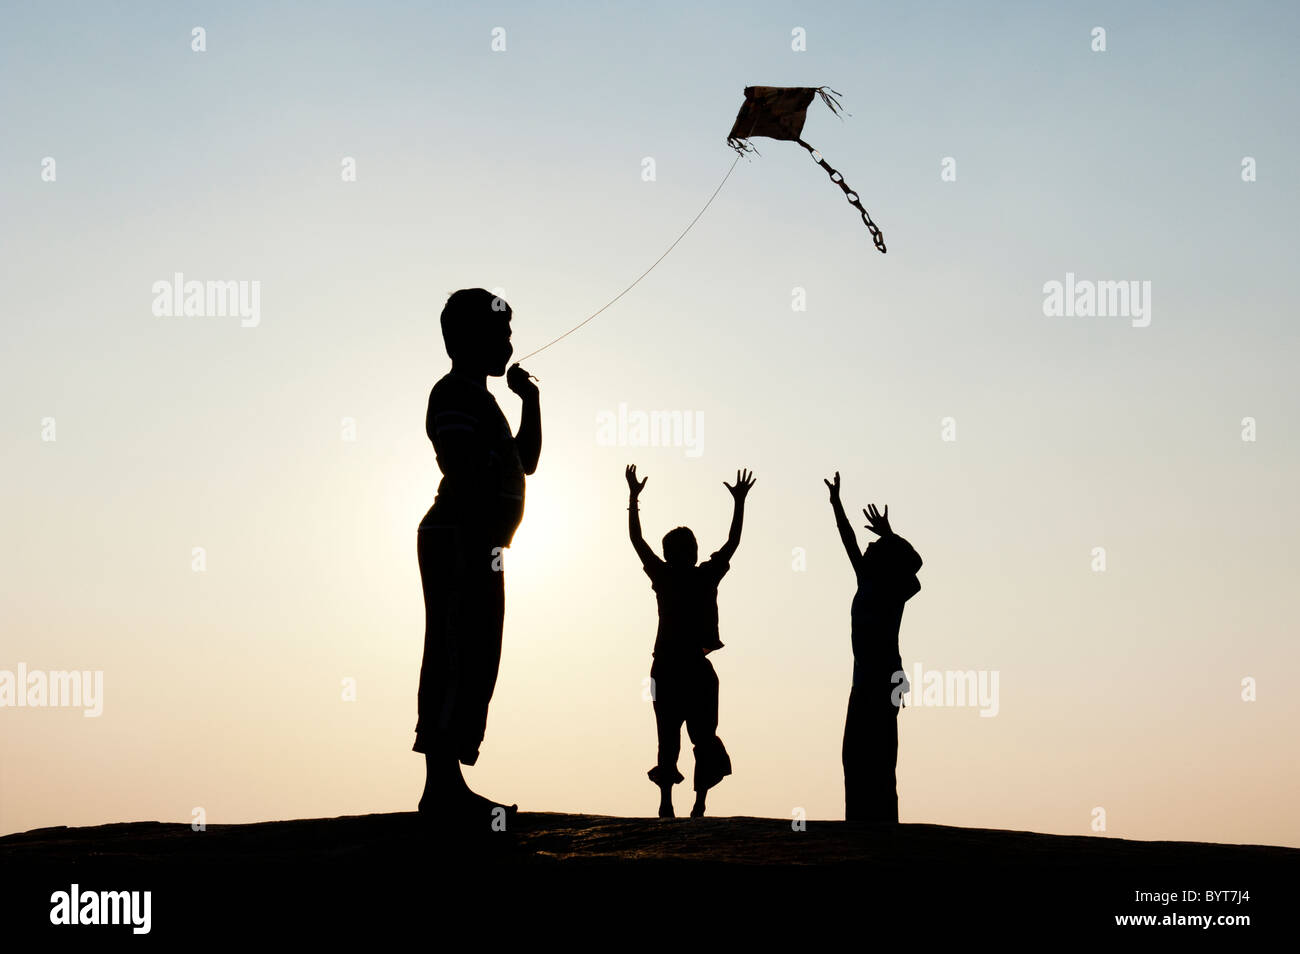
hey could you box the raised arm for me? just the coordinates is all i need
[507,363,541,475]
[625,465,661,567]
[824,472,864,576]
[714,468,756,562]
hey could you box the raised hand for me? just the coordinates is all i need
[863,503,893,538]
[723,468,756,501]
[823,471,842,502]
[506,363,539,400]
[625,464,648,498]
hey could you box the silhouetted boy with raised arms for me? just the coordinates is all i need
[824,472,922,823]
[415,288,540,826]
[626,464,754,818]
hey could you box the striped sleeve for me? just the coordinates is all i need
[433,409,478,436]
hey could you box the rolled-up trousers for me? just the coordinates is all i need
[648,656,732,793]
[413,524,504,766]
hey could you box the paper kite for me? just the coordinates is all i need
[727,86,887,253]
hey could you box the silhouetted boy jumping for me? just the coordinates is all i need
[626,464,754,818]
[824,472,922,823]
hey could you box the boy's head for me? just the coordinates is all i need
[662,527,698,567]
[440,288,513,375]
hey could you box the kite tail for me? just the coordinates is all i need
[796,138,887,253]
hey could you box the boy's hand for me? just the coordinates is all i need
[864,503,893,537]
[724,468,756,500]
[506,363,539,399]
[626,464,648,498]
[823,471,842,502]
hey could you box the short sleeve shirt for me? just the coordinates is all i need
[643,552,731,660]
[422,372,526,547]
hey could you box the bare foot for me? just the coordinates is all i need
[420,787,516,829]
[464,789,518,819]
[658,795,675,819]
[690,795,706,818]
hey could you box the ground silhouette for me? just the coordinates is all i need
[3,812,1294,937]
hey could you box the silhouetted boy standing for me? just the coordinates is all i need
[627,465,754,818]
[824,472,922,823]
[415,288,540,824]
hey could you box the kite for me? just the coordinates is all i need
[517,85,884,362]
[727,86,887,253]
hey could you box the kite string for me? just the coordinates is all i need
[516,154,743,362]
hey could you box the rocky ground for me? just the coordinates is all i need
[3,812,1293,938]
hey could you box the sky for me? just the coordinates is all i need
[2,1,1298,847]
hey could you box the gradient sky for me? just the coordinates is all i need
[3,1,1298,847]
